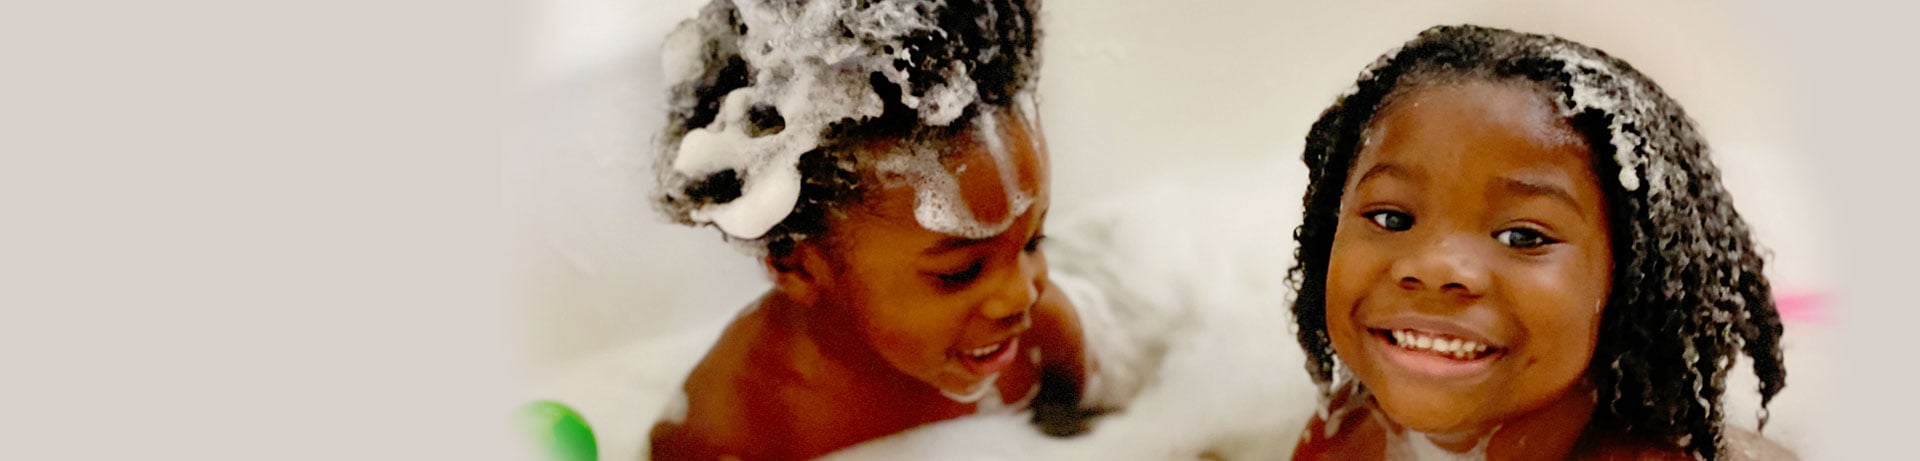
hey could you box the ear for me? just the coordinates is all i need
[766,240,835,307]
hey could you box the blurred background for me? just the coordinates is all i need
[0,0,1882,459]
[509,0,1830,456]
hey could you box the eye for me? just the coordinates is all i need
[1494,227,1559,249]
[935,260,985,286]
[1362,210,1414,231]
[1024,233,1046,252]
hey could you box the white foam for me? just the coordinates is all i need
[1384,429,1495,461]
[664,0,1016,241]
[1338,40,1656,195]
[973,383,1040,416]
[1014,91,1042,136]
[672,87,820,239]
[660,20,707,85]
[977,109,1034,213]
[939,372,1002,404]
[1356,383,1497,461]
[661,390,690,425]
[872,109,1034,240]
[671,88,758,176]
[1547,46,1653,194]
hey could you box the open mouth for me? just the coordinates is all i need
[1378,328,1498,360]
[1368,328,1504,380]
[955,336,1020,377]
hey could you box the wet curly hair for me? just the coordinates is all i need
[1284,25,1785,460]
[653,0,1042,257]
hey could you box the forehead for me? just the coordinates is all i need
[864,109,1049,235]
[1354,82,1590,182]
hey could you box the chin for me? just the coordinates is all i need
[1373,391,1482,433]
[929,369,979,392]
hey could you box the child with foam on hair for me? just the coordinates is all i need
[1284,25,1794,460]
[646,0,1099,459]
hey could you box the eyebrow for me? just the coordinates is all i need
[925,236,992,255]
[1352,162,1422,190]
[1495,177,1583,213]
[921,207,1050,256]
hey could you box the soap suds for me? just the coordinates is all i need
[657,0,1038,245]
[940,372,1002,404]
[1338,39,1664,195]
[872,107,1035,239]
[661,390,691,425]
[1383,429,1495,461]
[1547,46,1652,194]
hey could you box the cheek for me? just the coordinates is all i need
[1510,264,1607,369]
[1322,233,1376,346]
[853,282,970,360]
[1323,229,1375,318]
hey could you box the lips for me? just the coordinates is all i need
[1362,315,1509,381]
[956,335,1020,377]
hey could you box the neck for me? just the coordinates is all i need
[1371,382,1596,461]
[1478,383,1597,461]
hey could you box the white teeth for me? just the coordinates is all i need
[965,341,1004,359]
[1388,329,1492,359]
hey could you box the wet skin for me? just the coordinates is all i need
[651,109,1089,460]
[1292,81,1796,461]
[1297,82,1614,460]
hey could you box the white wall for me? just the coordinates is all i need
[511,0,1826,374]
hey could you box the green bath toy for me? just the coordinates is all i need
[521,400,597,461]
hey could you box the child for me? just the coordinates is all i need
[1284,26,1791,460]
[646,0,1091,459]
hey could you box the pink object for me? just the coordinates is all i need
[1773,291,1826,324]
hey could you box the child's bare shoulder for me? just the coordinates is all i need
[1585,428,1795,461]
[1583,439,1691,461]
[1025,280,1090,398]
[1029,281,1085,356]
[650,304,806,459]
[1291,383,1382,460]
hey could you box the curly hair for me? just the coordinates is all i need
[652,0,1042,257]
[1284,25,1785,460]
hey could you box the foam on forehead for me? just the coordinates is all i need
[1340,35,1663,197]
[874,106,1038,239]
[659,0,1030,241]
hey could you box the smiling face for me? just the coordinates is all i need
[809,108,1052,399]
[1324,81,1615,436]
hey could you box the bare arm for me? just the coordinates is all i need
[1027,280,1100,436]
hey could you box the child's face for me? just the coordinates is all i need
[815,110,1052,398]
[1324,82,1614,435]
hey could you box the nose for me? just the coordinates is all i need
[979,251,1043,323]
[1390,234,1489,298]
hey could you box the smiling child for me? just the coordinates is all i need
[1285,25,1791,460]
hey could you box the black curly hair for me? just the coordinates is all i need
[653,0,1042,257]
[1284,25,1785,460]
